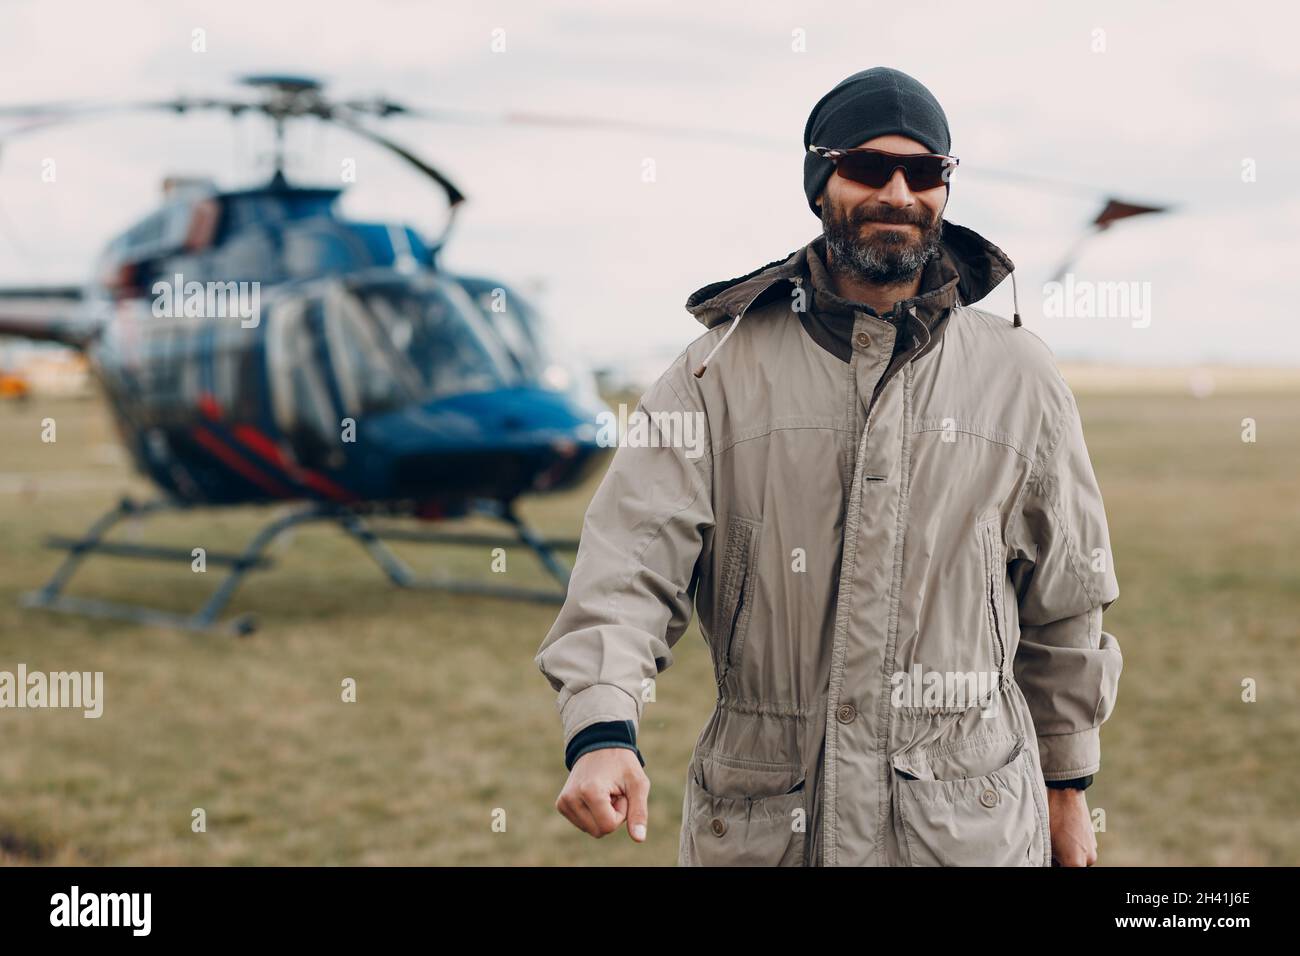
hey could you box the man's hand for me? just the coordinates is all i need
[1047,787,1097,866]
[555,748,650,842]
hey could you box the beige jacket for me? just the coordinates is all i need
[536,221,1122,866]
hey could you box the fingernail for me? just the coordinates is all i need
[632,824,646,841]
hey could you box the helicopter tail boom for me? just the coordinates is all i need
[0,287,97,349]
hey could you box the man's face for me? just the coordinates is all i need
[817,133,947,284]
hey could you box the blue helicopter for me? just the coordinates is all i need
[0,76,615,634]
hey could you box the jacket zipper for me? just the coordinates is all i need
[986,528,1007,675]
[718,558,749,688]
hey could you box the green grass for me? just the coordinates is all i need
[0,389,1296,865]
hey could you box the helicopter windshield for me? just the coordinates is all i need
[327,278,518,413]
[452,276,551,382]
[267,278,518,463]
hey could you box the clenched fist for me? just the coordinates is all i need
[555,748,650,842]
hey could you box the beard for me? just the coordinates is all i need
[822,196,943,285]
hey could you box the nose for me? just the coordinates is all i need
[875,167,915,207]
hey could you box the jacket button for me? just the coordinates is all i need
[980,788,999,808]
[836,703,857,723]
[710,817,728,837]
[854,331,871,348]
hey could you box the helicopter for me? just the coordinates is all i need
[0,75,620,635]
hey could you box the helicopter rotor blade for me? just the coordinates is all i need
[0,100,122,120]
[0,98,262,146]
[380,103,1177,205]
[380,102,790,149]
[0,94,468,206]
[0,91,1175,214]
[327,114,466,208]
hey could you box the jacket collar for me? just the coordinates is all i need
[685,220,1015,332]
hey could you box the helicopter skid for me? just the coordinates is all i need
[20,591,257,638]
[20,496,576,636]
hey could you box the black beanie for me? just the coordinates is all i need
[803,67,951,218]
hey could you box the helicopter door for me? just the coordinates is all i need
[265,295,345,469]
[319,283,421,418]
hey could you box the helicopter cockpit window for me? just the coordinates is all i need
[267,278,517,458]
[452,275,602,408]
[343,281,516,402]
[452,277,554,383]
[323,284,421,416]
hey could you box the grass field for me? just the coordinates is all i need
[1,381,1297,866]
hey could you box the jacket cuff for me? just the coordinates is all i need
[558,683,640,748]
[1037,727,1101,780]
[564,719,646,771]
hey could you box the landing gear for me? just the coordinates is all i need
[20,496,577,636]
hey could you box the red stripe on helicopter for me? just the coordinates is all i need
[190,425,295,499]
[197,392,223,421]
[231,424,358,504]
[195,391,357,504]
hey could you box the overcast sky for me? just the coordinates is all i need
[1,0,1297,374]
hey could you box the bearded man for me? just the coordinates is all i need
[537,66,1122,867]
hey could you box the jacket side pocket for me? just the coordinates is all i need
[715,517,760,683]
[681,750,807,867]
[892,732,1048,866]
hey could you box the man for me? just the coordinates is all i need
[535,67,1122,867]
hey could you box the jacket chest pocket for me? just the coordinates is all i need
[681,750,807,867]
[714,517,761,684]
[891,732,1049,866]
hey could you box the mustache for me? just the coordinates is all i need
[851,205,935,227]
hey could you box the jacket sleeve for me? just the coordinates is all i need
[1009,387,1122,782]
[535,357,713,761]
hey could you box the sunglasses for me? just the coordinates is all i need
[808,145,959,191]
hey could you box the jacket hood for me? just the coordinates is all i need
[684,220,1016,331]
